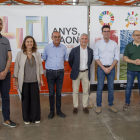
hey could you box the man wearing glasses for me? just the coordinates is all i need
[42,31,68,119]
[123,30,140,110]
[94,25,119,114]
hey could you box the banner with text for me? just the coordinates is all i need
[0,6,87,94]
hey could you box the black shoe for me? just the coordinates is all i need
[48,112,54,119]
[57,111,66,118]
[3,120,17,128]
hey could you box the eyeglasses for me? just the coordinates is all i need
[133,34,140,37]
[103,31,110,33]
[53,36,61,39]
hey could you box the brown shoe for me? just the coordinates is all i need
[83,107,89,114]
[73,108,78,114]
[96,107,101,114]
[108,106,118,113]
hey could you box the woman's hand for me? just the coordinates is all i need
[40,79,44,87]
[15,78,19,89]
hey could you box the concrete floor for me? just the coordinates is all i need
[0,91,140,140]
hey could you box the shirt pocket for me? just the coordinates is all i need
[1,42,7,47]
[1,42,7,48]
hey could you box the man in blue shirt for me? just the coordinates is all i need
[42,31,68,119]
[94,25,119,114]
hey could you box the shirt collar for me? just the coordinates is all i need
[0,33,2,38]
[103,39,110,43]
[80,45,87,50]
[133,41,140,46]
[52,42,61,47]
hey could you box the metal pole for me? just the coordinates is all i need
[87,0,92,107]
[87,0,89,42]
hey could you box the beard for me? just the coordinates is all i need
[0,28,2,32]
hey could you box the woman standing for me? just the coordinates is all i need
[13,36,44,124]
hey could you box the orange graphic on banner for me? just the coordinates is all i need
[126,22,130,28]
[2,33,15,39]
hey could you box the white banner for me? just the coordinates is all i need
[0,6,88,61]
[90,6,140,84]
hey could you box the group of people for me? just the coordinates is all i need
[0,18,140,128]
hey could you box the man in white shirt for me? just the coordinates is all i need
[94,25,119,113]
[69,33,93,114]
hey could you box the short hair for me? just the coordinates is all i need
[52,31,60,37]
[102,25,110,32]
[0,18,3,24]
[132,30,140,35]
[80,33,88,39]
[21,36,37,53]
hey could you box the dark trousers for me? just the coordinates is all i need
[0,72,10,121]
[46,69,64,113]
[22,82,40,122]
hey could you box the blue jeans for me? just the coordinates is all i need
[125,71,140,104]
[46,69,64,112]
[96,67,115,107]
[0,72,10,121]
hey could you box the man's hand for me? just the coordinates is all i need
[0,70,8,80]
[103,67,111,74]
[135,59,140,65]
[0,51,12,80]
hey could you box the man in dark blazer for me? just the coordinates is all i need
[69,33,93,114]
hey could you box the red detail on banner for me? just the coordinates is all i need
[110,30,118,44]
[111,16,114,18]
[107,11,109,15]
[132,11,134,15]
[95,38,102,43]
[95,30,118,44]
[9,61,83,95]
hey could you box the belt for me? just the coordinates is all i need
[79,69,88,72]
[103,65,111,68]
[47,69,64,72]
